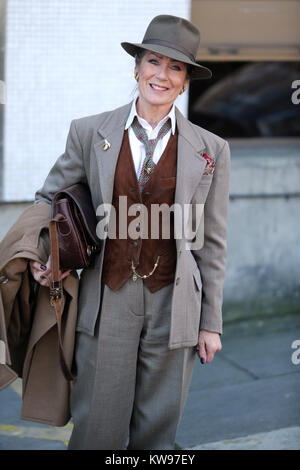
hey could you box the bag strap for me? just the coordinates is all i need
[49,216,74,382]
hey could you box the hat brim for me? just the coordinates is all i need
[121,42,212,80]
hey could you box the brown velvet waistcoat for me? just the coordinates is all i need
[101,129,178,292]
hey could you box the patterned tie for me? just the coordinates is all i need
[131,117,172,192]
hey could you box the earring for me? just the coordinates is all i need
[134,71,139,82]
[179,86,185,95]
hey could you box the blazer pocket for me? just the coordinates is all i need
[160,176,176,189]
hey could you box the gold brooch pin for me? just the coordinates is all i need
[103,139,111,151]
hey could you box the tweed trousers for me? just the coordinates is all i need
[68,277,196,450]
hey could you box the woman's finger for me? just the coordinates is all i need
[60,270,72,281]
[29,261,44,282]
[38,273,50,287]
[206,348,215,364]
[41,256,52,277]
[198,339,207,364]
[30,255,71,286]
[29,260,43,274]
[37,256,51,285]
[29,259,50,274]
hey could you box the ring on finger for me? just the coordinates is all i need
[40,274,50,283]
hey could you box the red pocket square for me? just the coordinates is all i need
[202,153,215,174]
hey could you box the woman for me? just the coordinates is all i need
[30,15,230,450]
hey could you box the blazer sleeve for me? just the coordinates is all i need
[193,140,231,334]
[34,119,87,204]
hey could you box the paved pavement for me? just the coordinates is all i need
[177,311,300,450]
[0,311,299,450]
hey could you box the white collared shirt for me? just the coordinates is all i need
[125,99,176,179]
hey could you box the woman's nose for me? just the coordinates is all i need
[156,64,168,80]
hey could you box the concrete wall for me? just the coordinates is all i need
[223,138,300,321]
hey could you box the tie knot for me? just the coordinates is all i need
[131,117,171,152]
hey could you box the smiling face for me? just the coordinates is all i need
[135,51,189,117]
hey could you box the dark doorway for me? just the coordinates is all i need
[189,61,300,138]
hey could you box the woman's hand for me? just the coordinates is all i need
[29,255,71,287]
[197,330,222,364]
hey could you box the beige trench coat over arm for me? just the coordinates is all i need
[0,202,79,426]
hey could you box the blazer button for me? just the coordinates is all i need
[0,275,8,284]
[175,277,180,286]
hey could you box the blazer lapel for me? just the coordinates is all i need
[175,108,208,250]
[175,107,207,205]
[94,102,132,205]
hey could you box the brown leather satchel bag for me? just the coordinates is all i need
[50,183,100,271]
[48,183,101,381]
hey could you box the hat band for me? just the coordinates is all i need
[142,39,195,63]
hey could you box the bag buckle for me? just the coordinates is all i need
[50,280,63,306]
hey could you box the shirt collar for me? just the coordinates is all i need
[125,98,176,135]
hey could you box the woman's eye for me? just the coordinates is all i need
[149,59,159,65]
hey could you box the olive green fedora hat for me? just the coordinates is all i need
[121,14,212,80]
